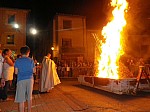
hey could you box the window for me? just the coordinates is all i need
[62,38,72,47]
[8,14,15,24]
[63,20,72,29]
[7,35,14,44]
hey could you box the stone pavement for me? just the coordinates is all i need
[0,78,91,112]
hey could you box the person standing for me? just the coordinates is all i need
[0,50,4,79]
[39,53,60,93]
[0,50,4,104]
[14,46,35,112]
[1,48,14,101]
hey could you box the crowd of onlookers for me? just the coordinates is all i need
[122,56,150,77]
[55,60,94,77]
[35,56,150,78]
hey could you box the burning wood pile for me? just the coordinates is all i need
[118,61,133,78]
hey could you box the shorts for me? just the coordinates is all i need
[15,79,34,103]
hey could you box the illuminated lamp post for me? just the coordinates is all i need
[51,46,54,59]
[29,28,37,58]
[51,46,54,51]
[30,28,37,35]
[12,23,20,58]
[51,46,58,62]
[13,23,19,29]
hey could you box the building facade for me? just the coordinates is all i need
[52,14,100,63]
[0,7,29,58]
[52,14,87,63]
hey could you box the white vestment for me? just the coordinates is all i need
[39,56,61,92]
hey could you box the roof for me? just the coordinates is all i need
[0,7,30,13]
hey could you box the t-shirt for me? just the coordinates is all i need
[15,57,35,82]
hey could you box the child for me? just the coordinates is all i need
[14,46,35,112]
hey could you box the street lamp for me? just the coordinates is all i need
[29,27,37,59]
[28,27,51,61]
[30,28,37,35]
[13,23,19,29]
[51,47,54,51]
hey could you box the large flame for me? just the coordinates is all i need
[97,0,128,79]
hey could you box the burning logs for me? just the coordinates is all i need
[118,62,134,79]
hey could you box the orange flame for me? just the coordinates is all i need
[97,0,128,79]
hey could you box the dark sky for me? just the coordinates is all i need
[0,0,107,29]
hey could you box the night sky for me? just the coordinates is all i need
[0,0,107,29]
